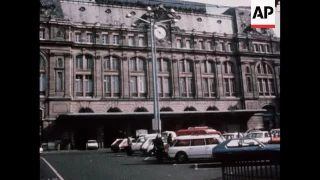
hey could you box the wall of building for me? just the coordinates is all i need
[40,1,280,131]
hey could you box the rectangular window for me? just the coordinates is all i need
[269,79,275,95]
[185,61,191,72]
[177,39,182,48]
[56,72,63,91]
[265,45,270,53]
[203,78,209,97]
[113,35,119,45]
[221,42,225,51]
[85,75,93,96]
[158,77,162,93]
[104,59,110,70]
[104,76,111,94]
[209,78,215,96]
[57,59,63,68]
[75,33,81,43]
[103,35,108,44]
[186,40,191,49]
[264,79,269,93]
[247,77,252,92]
[87,33,93,43]
[163,60,169,72]
[130,59,136,71]
[39,29,45,39]
[230,78,235,96]
[163,77,170,96]
[201,62,205,73]
[112,58,118,71]
[113,76,120,95]
[224,78,230,96]
[179,61,184,72]
[258,78,263,95]
[138,37,144,46]
[187,77,193,95]
[76,56,83,69]
[130,76,137,96]
[180,78,186,97]
[76,75,83,96]
[207,41,212,50]
[260,44,265,52]
[199,41,204,49]
[128,36,134,46]
[138,76,146,93]
[86,57,93,69]
[227,43,232,52]
[138,59,144,71]
[40,73,46,94]
[191,139,205,146]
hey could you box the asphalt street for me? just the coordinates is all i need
[40,149,222,180]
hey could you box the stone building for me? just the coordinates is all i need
[39,0,280,149]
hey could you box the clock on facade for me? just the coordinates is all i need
[154,26,167,40]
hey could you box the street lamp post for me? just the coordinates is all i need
[126,5,178,134]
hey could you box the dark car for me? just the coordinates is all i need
[212,137,280,161]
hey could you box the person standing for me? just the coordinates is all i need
[167,133,173,146]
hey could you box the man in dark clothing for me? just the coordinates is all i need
[167,133,173,146]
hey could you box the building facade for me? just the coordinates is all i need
[39,0,280,149]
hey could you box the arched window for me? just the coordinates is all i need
[223,61,236,97]
[157,58,171,97]
[179,59,194,97]
[130,57,146,97]
[256,62,275,96]
[103,56,120,97]
[201,60,216,97]
[39,55,46,95]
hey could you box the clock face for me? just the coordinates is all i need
[154,27,167,39]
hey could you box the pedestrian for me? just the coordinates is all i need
[167,133,173,146]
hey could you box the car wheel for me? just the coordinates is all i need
[148,150,155,156]
[175,152,188,163]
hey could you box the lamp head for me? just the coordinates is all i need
[126,13,132,18]
[170,8,175,13]
[147,6,152,11]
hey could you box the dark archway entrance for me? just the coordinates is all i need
[107,107,122,113]
[207,106,219,111]
[262,105,276,130]
[134,107,148,112]
[74,108,95,149]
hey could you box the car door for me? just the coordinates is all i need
[132,137,145,151]
[189,139,206,159]
[205,138,220,158]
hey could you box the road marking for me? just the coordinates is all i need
[195,168,219,170]
[173,162,221,166]
[40,157,65,180]
[144,157,150,160]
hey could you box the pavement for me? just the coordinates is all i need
[40,148,222,180]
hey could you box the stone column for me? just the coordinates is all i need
[49,53,56,97]
[95,55,102,97]
[122,55,129,98]
[64,53,72,98]
[172,59,180,98]
[216,60,224,97]
[194,60,202,98]
[250,62,259,98]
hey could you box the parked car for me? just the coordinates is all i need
[222,132,244,140]
[162,131,177,140]
[269,130,280,144]
[166,134,225,163]
[176,128,222,136]
[247,131,271,144]
[86,140,99,150]
[126,136,147,155]
[111,138,135,152]
[212,137,280,161]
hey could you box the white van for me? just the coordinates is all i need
[167,134,224,163]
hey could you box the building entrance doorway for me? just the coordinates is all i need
[74,126,96,150]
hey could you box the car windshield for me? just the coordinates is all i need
[250,133,263,138]
[88,140,96,143]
